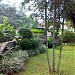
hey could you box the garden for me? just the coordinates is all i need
[0,18,75,75]
[0,0,75,75]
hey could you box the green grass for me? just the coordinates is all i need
[14,46,75,75]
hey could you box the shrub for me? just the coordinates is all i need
[30,39,39,49]
[19,38,39,56]
[34,49,40,55]
[13,45,21,51]
[27,49,40,57]
[0,50,28,73]
[27,49,35,56]
[63,30,75,43]
[19,28,33,39]
[38,44,47,53]
[20,38,31,50]
[19,38,39,50]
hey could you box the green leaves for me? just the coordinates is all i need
[0,17,15,42]
[19,28,33,39]
[63,30,75,43]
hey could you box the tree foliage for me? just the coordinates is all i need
[0,3,38,29]
[64,1,75,28]
[0,17,15,42]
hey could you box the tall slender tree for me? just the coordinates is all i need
[57,0,65,72]
[44,0,51,74]
[52,0,56,72]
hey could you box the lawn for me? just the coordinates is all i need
[14,46,75,75]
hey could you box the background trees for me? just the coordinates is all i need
[0,3,38,29]
[64,0,75,31]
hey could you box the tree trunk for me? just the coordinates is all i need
[57,1,65,72]
[57,18,64,72]
[45,1,51,74]
[52,0,56,72]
